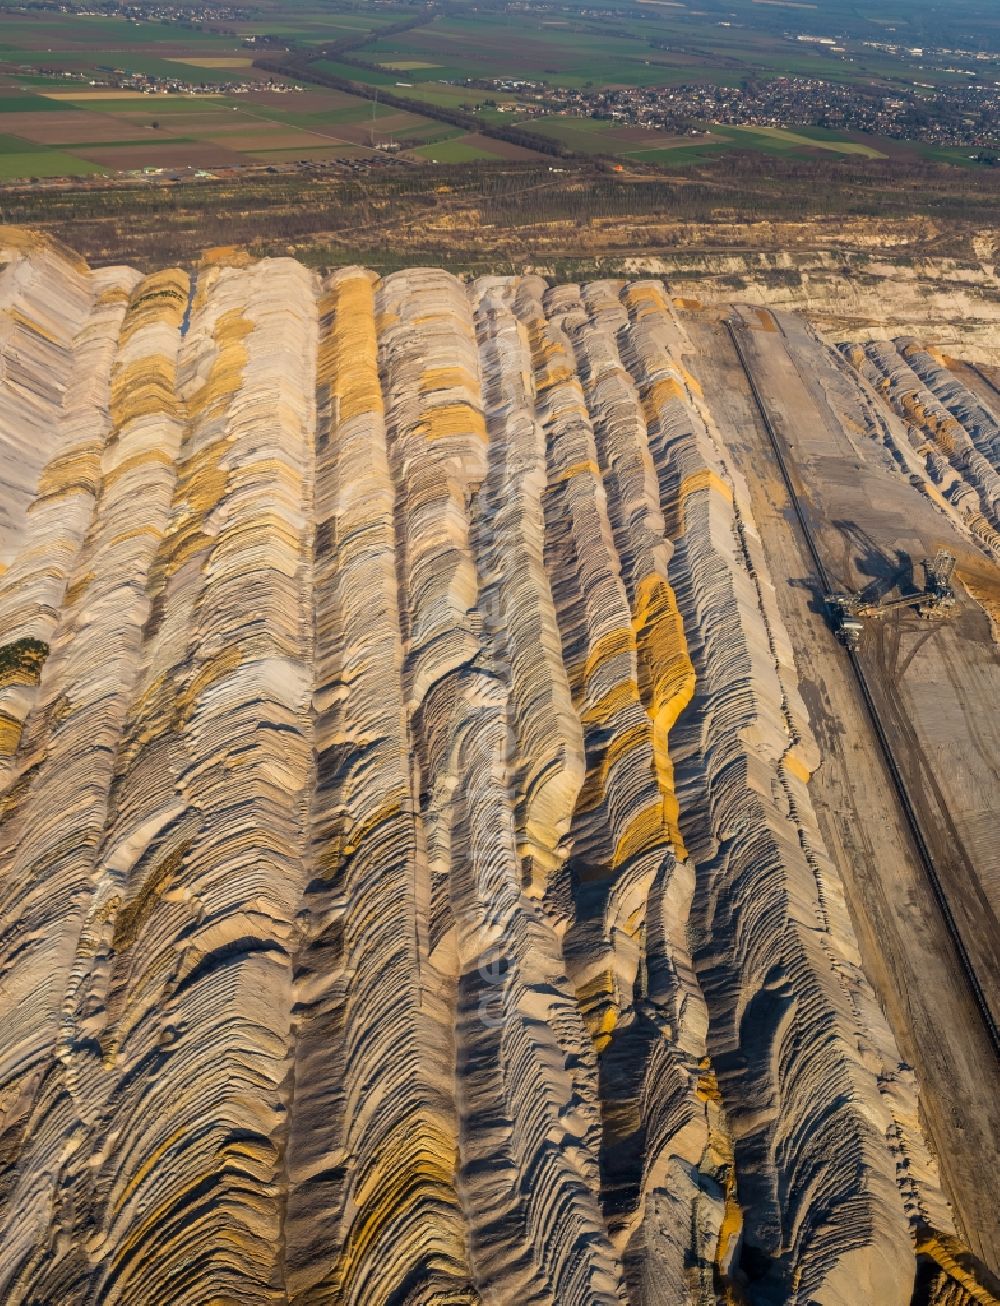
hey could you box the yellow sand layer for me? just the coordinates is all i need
[633,575,696,857]
[322,272,382,426]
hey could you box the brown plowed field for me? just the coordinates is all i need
[74,141,247,168]
[203,127,357,151]
[459,132,546,160]
[245,89,361,112]
[0,111,154,145]
[331,112,436,145]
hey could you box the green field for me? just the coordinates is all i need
[311,60,399,88]
[0,93,65,113]
[627,143,728,166]
[529,117,630,154]
[0,134,103,177]
[707,125,888,158]
[527,115,891,165]
[413,138,500,163]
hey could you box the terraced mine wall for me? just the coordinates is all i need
[619,248,1000,368]
[1,230,999,1306]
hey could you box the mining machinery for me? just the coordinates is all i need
[826,550,958,648]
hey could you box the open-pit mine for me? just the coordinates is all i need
[1,228,998,1306]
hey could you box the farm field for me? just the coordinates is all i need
[0,62,557,177]
[0,67,453,177]
[527,115,893,163]
[412,132,544,162]
[0,2,458,177]
[356,1,995,91]
[705,123,888,158]
[0,132,101,179]
[0,0,996,179]
[527,115,692,156]
[362,17,717,89]
[0,78,967,179]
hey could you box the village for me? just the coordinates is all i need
[472,72,1000,149]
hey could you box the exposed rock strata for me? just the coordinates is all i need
[0,232,996,1306]
[613,284,916,1306]
[618,247,1000,367]
[842,340,1000,556]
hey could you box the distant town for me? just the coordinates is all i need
[472,74,1000,151]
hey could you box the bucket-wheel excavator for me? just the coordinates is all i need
[826,550,958,649]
